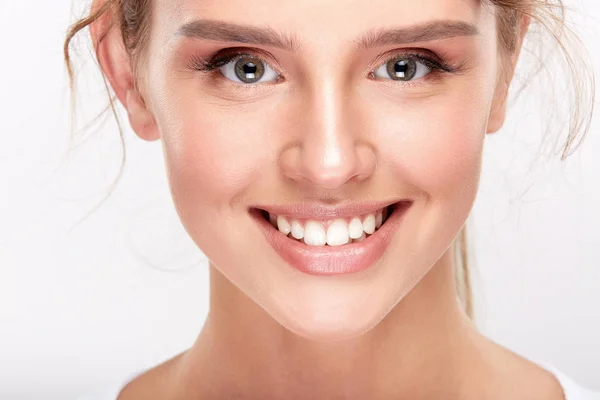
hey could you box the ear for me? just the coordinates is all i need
[487,15,531,134]
[90,0,160,141]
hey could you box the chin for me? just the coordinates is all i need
[264,283,391,343]
[278,314,382,343]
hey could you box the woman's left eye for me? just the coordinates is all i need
[373,56,432,82]
[219,55,279,84]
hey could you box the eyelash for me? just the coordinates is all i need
[186,47,462,87]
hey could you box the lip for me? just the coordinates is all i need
[250,200,412,276]
[250,200,400,221]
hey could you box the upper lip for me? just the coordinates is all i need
[250,199,410,220]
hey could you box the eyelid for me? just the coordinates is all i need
[205,48,283,75]
[370,49,456,74]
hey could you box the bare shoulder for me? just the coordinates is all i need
[509,356,566,400]
[477,340,566,400]
[117,351,187,400]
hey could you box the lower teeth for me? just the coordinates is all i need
[286,232,372,245]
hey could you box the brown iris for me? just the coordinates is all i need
[386,57,417,81]
[234,56,265,83]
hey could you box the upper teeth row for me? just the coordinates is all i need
[269,208,387,247]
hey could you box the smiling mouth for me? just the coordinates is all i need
[249,201,412,275]
[254,202,403,247]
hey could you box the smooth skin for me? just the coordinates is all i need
[93,0,565,398]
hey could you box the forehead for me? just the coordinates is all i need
[155,0,489,46]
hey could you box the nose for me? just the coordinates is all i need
[279,83,376,190]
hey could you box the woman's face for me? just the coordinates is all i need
[139,0,503,340]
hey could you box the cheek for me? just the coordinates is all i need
[153,95,270,220]
[413,100,485,200]
[375,87,490,206]
[367,85,492,254]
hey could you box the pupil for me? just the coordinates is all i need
[243,62,257,74]
[395,61,408,72]
[387,57,415,81]
[235,57,264,83]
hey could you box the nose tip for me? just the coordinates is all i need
[280,139,375,190]
[279,82,377,191]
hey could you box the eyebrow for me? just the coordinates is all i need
[356,20,479,49]
[176,19,300,52]
[175,19,479,51]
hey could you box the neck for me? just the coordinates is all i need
[179,249,486,399]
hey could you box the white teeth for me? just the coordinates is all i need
[270,206,389,246]
[375,210,383,229]
[353,231,367,242]
[291,219,304,240]
[277,216,291,235]
[348,217,363,239]
[326,219,350,246]
[362,214,376,235]
[303,221,327,246]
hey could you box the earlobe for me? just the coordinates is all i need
[486,79,509,134]
[90,0,160,142]
[125,89,161,141]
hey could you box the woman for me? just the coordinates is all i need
[65,0,599,398]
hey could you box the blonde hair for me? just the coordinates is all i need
[64,0,595,320]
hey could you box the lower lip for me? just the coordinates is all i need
[250,201,412,276]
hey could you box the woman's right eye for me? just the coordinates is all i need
[218,55,280,84]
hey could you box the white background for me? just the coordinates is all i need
[0,0,599,398]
